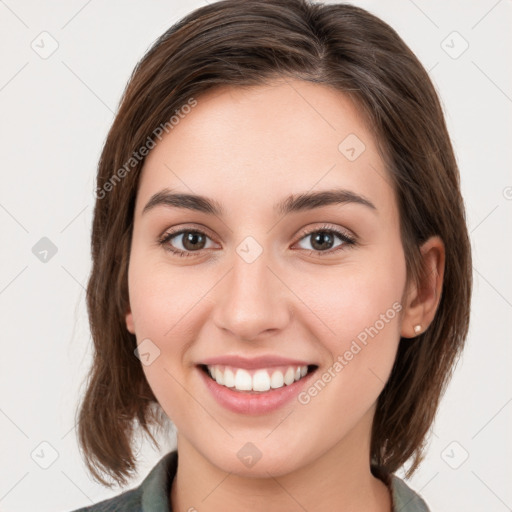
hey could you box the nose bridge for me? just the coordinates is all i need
[212,237,289,340]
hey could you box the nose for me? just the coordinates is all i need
[211,247,291,341]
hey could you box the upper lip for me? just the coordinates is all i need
[198,355,316,370]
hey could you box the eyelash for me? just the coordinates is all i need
[157,224,356,258]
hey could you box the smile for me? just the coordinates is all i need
[201,364,316,393]
[197,363,319,415]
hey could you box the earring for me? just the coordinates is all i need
[414,324,422,334]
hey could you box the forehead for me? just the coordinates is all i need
[135,79,395,219]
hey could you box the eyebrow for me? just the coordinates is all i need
[141,187,377,217]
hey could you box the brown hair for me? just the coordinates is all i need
[78,0,472,487]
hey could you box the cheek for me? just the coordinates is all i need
[128,254,211,335]
[294,255,406,350]
[293,247,406,406]
[127,255,213,419]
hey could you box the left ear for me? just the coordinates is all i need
[400,235,445,338]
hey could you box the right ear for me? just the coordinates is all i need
[125,307,135,334]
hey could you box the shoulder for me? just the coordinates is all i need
[70,488,141,512]
[390,474,431,512]
[68,450,179,512]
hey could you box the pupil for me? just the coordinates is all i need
[184,231,205,250]
[312,232,332,251]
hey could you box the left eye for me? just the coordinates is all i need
[295,228,355,254]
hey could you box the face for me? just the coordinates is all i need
[125,79,410,477]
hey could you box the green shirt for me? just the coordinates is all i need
[71,450,430,511]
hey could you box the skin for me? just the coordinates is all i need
[125,78,445,512]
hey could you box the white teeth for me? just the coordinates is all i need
[253,369,271,392]
[215,367,224,385]
[234,369,252,391]
[284,367,295,385]
[206,364,311,392]
[224,367,235,388]
[270,370,284,389]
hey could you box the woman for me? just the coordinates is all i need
[72,0,472,510]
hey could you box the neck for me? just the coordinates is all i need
[170,418,392,512]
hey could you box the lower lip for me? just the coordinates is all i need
[197,366,317,415]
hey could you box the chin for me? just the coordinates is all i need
[196,439,312,479]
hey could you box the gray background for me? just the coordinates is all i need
[0,1,511,510]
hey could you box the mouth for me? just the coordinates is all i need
[197,363,319,394]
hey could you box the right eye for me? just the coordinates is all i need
[158,228,217,257]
